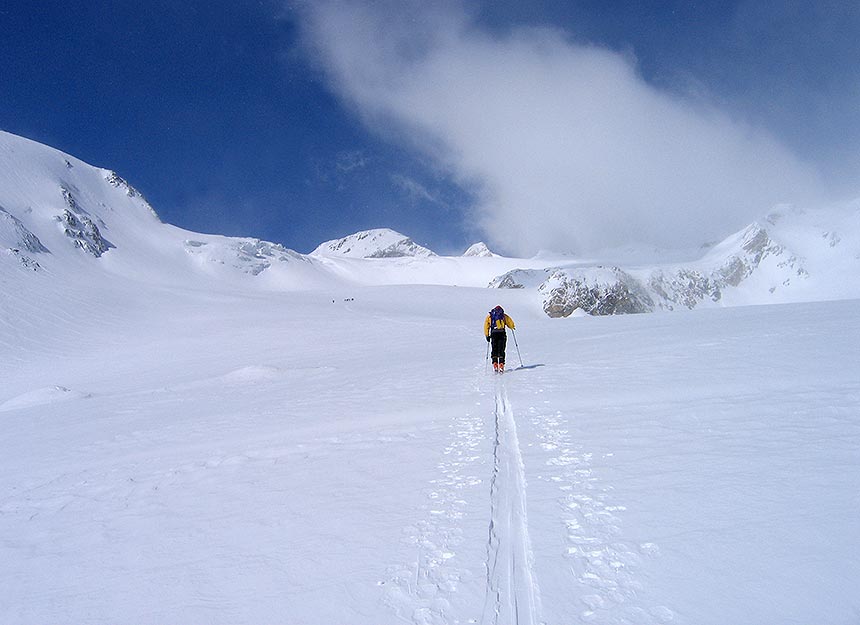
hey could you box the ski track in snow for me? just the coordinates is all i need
[528,408,675,624]
[481,379,542,625]
[384,368,675,624]
[383,366,547,625]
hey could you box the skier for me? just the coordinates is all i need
[484,305,515,373]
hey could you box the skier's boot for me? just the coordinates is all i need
[493,362,499,373]
[499,362,505,373]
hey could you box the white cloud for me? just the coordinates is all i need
[390,173,443,205]
[294,0,826,255]
[335,150,368,173]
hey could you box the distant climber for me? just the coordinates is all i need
[484,305,515,373]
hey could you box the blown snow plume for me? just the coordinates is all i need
[293,0,826,255]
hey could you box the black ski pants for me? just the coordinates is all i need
[490,332,507,364]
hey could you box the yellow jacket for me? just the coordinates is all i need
[484,313,515,337]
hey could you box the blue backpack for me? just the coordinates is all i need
[489,306,505,331]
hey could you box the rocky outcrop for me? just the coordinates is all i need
[716,223,806,286]
[57,188,112,257]
[1,207,49,254]
[3,248,43,271]
[105,171,160,219]
[538,268,654,317]
[105,171,141,198]
[491,223,809,317]
[488,270,531,290]
[58,209,111,257]
[648,268,721,310]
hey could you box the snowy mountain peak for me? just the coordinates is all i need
[311,228,436,258]
[3,130,860,315]
[463,242,496,257]
[488,206,859,317]
[0,131,162,259]
[0,130,336,289]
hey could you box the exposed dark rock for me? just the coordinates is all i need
[58,209,112,257]
[365,238,433,258]
[493,273,527,289]
[490,223,807,318]
[1,207,49,254]
[105,171,141,198]
[57,187,114,257]
[5,248,42,271]
[538,268,654,317]
[104,171,160,219]
[649,268,721,310]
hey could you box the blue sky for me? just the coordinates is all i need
[2,1,858,255]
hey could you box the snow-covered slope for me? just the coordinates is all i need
[311,227,436,258]
[0,131,332,290]
[3,130,860,625]
[3,129,860,310]
[0,131,541,293]
[2,267,858,625]
[491,204,860,316]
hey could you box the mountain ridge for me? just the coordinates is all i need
[2,130,859,315]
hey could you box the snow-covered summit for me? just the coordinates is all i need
[490,203,860,316]
[0,131,160,262]
[0,130,329,288]
[463,242,496,257]
[4,130,860,315]
[311,228,436,258]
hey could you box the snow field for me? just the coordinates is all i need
[2,274,859,624]
[510,301,860,624]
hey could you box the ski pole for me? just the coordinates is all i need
[485,336,491,373]
[511,329,524,368]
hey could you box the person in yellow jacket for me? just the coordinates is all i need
[484,305,515,373]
